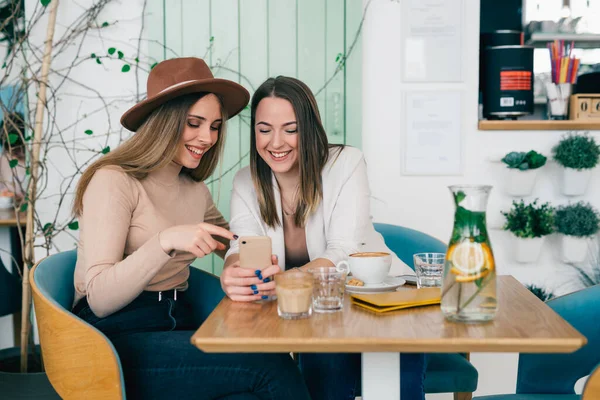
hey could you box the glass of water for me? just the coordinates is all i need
[413,253,444,288]
[308,267,345,313]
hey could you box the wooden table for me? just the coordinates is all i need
[192,276,586,400]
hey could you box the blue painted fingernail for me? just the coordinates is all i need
[263,277,271,283]
[251,284,257,290]
[262,295,268,300]
[255,270,261,275]
[258,274,263,280]
[253,290,259,294]
[233,235,239,240]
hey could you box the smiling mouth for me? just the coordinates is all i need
[186,145,206,159]
[268,150,291,159]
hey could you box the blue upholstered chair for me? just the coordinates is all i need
[374,223,479,400]
[473,284,600,400]
[30,250,226,399]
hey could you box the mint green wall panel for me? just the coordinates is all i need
[164,0,184,56]
[325,0,346,145]
[181,0,211,58]
[239,0,268,163]
[298,0,327,139]
[146,0,165,62]
[267,0,297,77]
[344,0,363,149]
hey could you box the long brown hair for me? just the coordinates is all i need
[250,76,342,228]
[73,93,227,215]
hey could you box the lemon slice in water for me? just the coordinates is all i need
[449,241,485,275]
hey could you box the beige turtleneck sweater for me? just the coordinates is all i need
[73,161,228,318]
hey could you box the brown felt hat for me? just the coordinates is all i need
[120,57,250,131]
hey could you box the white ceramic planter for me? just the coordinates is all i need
[559,167,592,196]
[503,168,539,197]
[560,235,591,263]
[513,236,545,263]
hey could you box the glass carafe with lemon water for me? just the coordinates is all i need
[441,185,497,323]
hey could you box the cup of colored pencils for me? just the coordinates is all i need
[546,40,580,120]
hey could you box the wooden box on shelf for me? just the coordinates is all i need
[569,94,600,120]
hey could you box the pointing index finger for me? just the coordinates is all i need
[202,223,236,241]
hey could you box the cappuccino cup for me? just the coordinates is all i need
[336,252,392,284]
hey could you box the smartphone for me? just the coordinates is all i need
[239,236,272,270]
[398,274,418,286]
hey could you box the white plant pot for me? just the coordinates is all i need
[503,168,539,197]
[560,235,591,263]
[513,236,545,263]
[559,167,592,196]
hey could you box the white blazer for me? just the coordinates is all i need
[226,147,414,276]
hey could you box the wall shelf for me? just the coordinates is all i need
[478,120,600,131]
[526,32,600,49]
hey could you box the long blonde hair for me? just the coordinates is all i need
[73,93,227,215]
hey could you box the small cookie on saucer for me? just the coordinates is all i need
[347,278,364,287]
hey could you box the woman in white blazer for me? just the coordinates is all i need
[220,76,425,400]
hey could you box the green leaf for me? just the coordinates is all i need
[9,159,18,168]
[121,64,131,72]
[501,151,526,169]
[40,0,51,6]
[25,167,30,176]
[335,53,343,62]
[91,53,97,58]
[452,204,488,244]
[96,58,102,65]
[150,62,158,70]
[108,47,116,55]
[525,150,547,169]
[454,191,466,205]
[24,135,31,141]
[1,62,6,69]
[117,50,124,59]
[210,36,214,42]
[8,133,18,145]
[20,203,27,212]
[101,146,110,154]
[84,129,93,135]
[43,223,53,237]
[474,276,485,288]
[135,57,139,63]
[68,221,79,230]
[102,21,109,27]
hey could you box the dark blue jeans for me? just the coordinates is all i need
[298,353,427,400]
[74,291,310,400]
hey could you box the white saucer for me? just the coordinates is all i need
[345,276,406,294]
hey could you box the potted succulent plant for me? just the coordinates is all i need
[502,199,554,263]
[552,133,600,196]
[501,150,547,196]
[554,202,600,263]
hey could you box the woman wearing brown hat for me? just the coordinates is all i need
[71,58,310,400]
[221,76,426,400]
